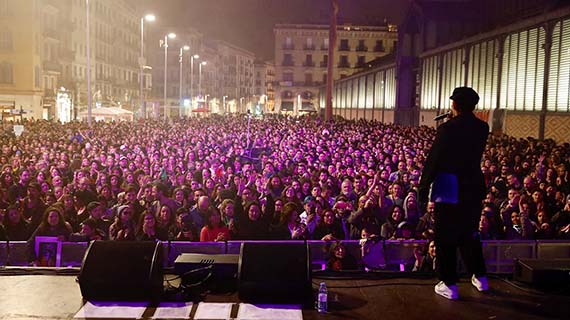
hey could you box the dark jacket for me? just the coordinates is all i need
[419,112,489,206]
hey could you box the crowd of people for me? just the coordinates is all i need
[0,114,568,266]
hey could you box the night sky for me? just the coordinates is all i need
[130,0,409,61]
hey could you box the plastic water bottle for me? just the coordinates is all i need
[317,282,328,313]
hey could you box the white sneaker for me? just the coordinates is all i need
[435,281,458,300]
[471,275,489,292]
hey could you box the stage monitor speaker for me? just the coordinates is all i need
[238,242,312,305]
[514,259,570,290]
[78,241,164,301]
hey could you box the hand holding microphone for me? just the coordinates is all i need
[434,112,451,121]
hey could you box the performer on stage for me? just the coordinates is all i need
[419,87,490,300]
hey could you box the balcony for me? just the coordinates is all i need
[374,45,385,52]
[281,60,294,67]
[43,60,62,73]
[302,61,315,67]
[355,62,366,68]
[338,46,350,52]
[303,45,315,51]
[320,45,328,51]
[337,62,351,68]
[356,46,368,52]
[282,44,295,50]
[320,61,328,68]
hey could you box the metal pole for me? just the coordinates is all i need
[86,0,92,126]
[199,63,202,102]
[190,56,194,110]
[163,36,168,120]
[179,48,183,118]
[139,17,144,119]
[325,0,338,122]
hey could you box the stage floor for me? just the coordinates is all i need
[0,272,568,320]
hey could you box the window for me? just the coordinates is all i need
[501,27,545,111]
[420,55,439,110]
[375,40,385,52]
[0,30,12,50]
[282,53,294,66]
[340,39,350,51]
[305,37,314,50]
[467,40,499,110]
[283,37,293,50]
[339,55,349,68]
[0,62,13,83]
[283,72,293,82]
[304,54,314,67]
[305,73,313,85]
[357,56,366,67]
[322,39,329,50]
[441,48,466,110]
[548,18,570,112]
[320,55,328,67]
[357,40,367,52]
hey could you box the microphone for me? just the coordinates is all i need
[434,112,451,121]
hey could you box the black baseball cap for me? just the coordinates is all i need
[450,87,479,108]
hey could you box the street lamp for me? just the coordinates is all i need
[179,45,190,118]
[223,95,228,113]
[190,54,199,109]
[198,61,207,103]
[86,0,92,126]
[161,32,176,120]
[139,14,155,119]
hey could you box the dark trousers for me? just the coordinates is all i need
[434,202,487,285]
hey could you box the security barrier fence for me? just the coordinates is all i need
[1,240,568,274]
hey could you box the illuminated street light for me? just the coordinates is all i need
[139,13,156,119]
[198,61,207,102]
[161,32,176,120]
[179,45,190,117]
[190,54,199,109]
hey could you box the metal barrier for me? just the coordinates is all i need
[482,241,536,273]
[1,240,568,274]
[536,240,570,259]
[61,242,89,267]
[0,242,7,266]
[7,241,29,266]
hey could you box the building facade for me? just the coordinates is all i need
[253,60,275,113]
[0,0,144,122]
[210,40,255,114]
[0,0,44,121]
[322,0,570,142]
[274,23,397,113]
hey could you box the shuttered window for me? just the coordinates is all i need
[467,40,499,110]
[441,48,465,110]
[385,67,396,109]
[366,74,374,109]
[501,27,545,111]
[352,78,359,109]
[420,55,439,110]
[375,71,385,109]
[548,19,570,112]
